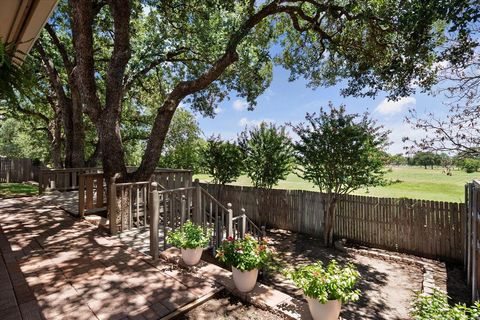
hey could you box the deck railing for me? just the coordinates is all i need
[148,180,265,260]
[39,167,102,193]
[78,173,106,218]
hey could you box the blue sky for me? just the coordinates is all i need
[195,65,449,154]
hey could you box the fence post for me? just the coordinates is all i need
[261,226,266,239]
[194,178,202,224]
[472,183,478,302]
[149,182,159,261]
[108,174,119,236]
[241,208,247,238]
[227,203,233,238]
[181,195,186,225]
[38,170,44,194]
[78,174,85,219]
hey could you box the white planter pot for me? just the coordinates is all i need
[305,297,341,320]
[181,247,203,266]
[232,267,258,292]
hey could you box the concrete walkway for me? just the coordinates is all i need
[0,197,221,320]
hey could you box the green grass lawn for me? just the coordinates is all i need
[0,183,38,198]
[195,166,478,202]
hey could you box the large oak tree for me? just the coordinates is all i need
[60,0,473,181]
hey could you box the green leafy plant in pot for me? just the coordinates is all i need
[288,260,360,320]
[216,234,272,292]
[166,220,212,266]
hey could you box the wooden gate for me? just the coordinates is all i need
[466,180,480,302]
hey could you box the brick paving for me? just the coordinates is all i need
[0,197,221,320]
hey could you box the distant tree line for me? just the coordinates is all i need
[385,151,479,173]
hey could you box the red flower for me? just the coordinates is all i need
[227,236,234,241]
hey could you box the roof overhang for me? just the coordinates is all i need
[0,0,58,64]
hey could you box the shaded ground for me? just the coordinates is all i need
[0,197,221,320]
[0,183,38,198]
[262,230,423,320]
[446,264,470,305]
[179,290,284,320]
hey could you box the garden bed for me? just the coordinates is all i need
[261,229,440,320]
[178,290,285,320]
[201,229,440,320]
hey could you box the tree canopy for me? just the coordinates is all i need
[1,0,477,179]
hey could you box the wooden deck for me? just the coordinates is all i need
[0,197,221,320]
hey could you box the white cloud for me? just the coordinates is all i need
[233,99,248,111]
[375,97,416,115]
[214,107,224,114]
[238,117,274,127]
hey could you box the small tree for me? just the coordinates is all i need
[202,136,243,185]
[292,104,388,246]
[238,122,294,189]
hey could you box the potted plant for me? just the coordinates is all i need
[166,220,212,266]
[288,260,360,320]
[216,234,272,292]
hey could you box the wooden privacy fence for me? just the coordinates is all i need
[200,183,465,263]
[0,157,39,183]
[466,180,480,302]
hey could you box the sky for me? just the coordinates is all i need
[194,65,450,154]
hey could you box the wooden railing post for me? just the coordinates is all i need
[181,195,186,225]
[78,174,85,218]
[227,203,233,238]
[38,170,44,194]
[261,226,266,239]
[149,182,159,261]
[241,208,247,238]
[194,178,202,224]
[109,174,119,235]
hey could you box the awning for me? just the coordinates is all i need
[0,0,58,64]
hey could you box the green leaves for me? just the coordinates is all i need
[202,136,243,185]
[288,260,360,304]
[291,103,389,195]
[216,234,272,272]
[166,220,212,249]
[238,122,294,189]
[410,289,480,320]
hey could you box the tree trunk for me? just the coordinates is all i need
[323,194,338,247]
[97,110,127,180]
[69,90,86,168]
[86,141,102,167]
[50,114,63,168]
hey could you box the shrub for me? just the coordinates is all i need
[288,260,360,304]
[410,289,480,320]
[238,122,294,189]
[216,234,272,271]
[460,159,480,173]
[166,220,212,249]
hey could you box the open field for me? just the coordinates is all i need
[195,166,478,202]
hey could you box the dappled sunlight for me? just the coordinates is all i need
[0,196,222,319]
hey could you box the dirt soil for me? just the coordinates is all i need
[261,229,424,320]
[178,290,284,320]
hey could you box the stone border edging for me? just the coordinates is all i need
[341,244,447,294]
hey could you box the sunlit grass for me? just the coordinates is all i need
[195,166,478,202]
[0,183,38,198]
